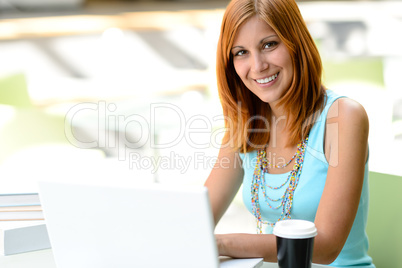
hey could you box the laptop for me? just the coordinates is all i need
[38,180,263,268]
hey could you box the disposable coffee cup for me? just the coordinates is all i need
[273,219,317,268]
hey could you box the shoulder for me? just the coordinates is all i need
[324,97,369,164]
[327,97,369,131]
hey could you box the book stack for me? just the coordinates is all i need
[0,193,51,256]
[0,193,43,221]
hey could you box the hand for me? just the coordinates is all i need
[215,234,226,256]
[214,233,275,261]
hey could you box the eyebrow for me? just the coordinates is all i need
[260,34,278,44]
[231,34,278,51]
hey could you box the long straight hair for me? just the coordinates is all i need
[216,0,326,153]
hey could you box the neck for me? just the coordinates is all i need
[269,103,288,131]
[266,102,292,147]
[269,101,287,119]
[269,114,291,149]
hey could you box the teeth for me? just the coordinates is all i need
[256,73,278,84]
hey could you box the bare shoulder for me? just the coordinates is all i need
[324,97,369,164]
[327,97,369,130]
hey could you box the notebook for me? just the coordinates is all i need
[38,180,263,268]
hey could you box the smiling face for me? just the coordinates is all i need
[232,15,294,108]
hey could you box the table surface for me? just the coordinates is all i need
[0,249,329,268]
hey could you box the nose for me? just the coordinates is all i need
[251,53,268,73]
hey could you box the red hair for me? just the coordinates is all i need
[216,0,326,153]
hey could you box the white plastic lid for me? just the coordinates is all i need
[273,219,318,239]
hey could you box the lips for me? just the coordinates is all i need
[255,72,279,84]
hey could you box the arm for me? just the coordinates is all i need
[204,144,279,260]
[312,97,369,264]
[211,98,369,264]
[204,144,244,225]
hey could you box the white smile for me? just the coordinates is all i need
[256,73,279,84]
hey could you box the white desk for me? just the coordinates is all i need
[0,249,329,268]
[0,249,56,268]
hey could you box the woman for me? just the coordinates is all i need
[204,0,374,266]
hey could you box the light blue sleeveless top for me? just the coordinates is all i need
[240,90,374,267]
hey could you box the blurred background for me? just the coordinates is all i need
[0,0,401,236]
